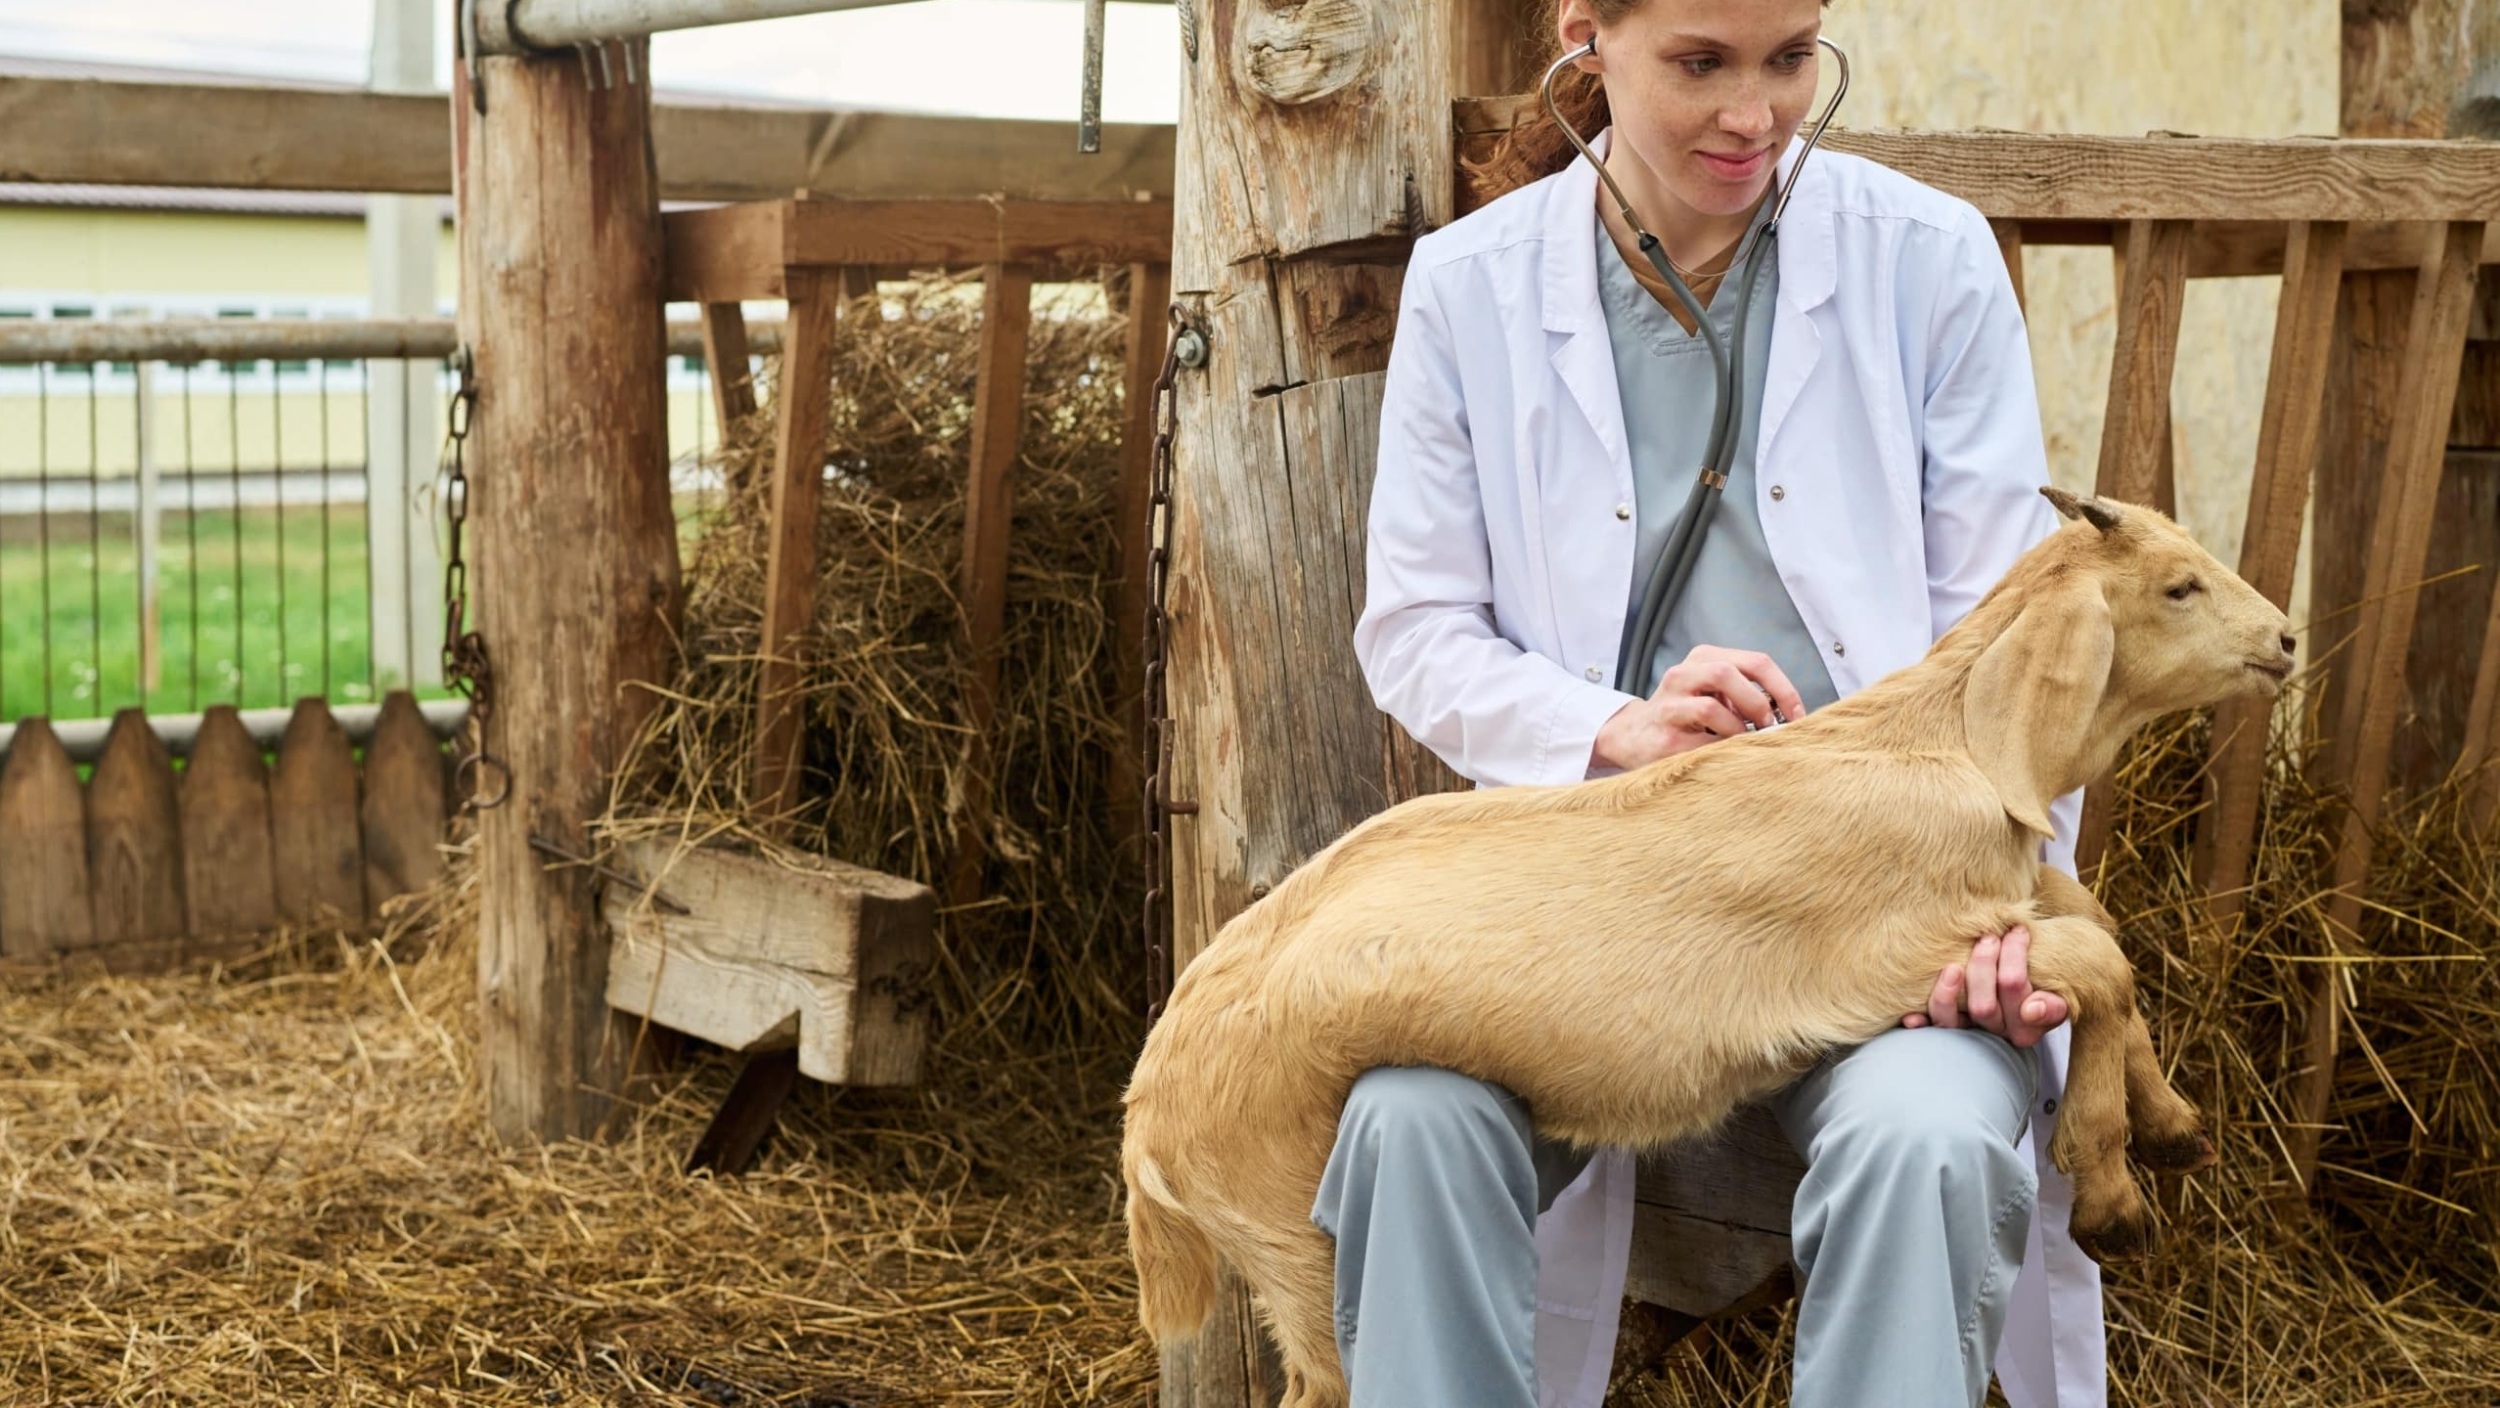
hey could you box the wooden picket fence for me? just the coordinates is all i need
[0,692,449,970]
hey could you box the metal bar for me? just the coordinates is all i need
[1079,0,1105,153]
[0,319,784,366]
[0,697,471,765]
[477,0,930,54]
[136,360,161,698]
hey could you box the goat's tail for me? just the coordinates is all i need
[1125,1148,1221,1341]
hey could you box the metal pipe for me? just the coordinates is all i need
[0,318,786,365]
[0,699,472,766]
[476,0,923,53]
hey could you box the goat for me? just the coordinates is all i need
[1120,489,2295,1408]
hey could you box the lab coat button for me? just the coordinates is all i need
[1832,640,1847,657]
[1585,665,1602,681]
[1614,503,1632,520]
[1769,484,1786,501]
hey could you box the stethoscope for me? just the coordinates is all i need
[1538,36,1852,699]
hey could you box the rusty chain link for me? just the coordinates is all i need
[441,347,509,811]
[1143,304,1204,1025]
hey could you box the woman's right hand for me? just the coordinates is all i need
[1589,644,1808,772]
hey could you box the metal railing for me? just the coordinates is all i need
[0,315,779,727]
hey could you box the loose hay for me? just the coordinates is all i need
[3,269,2497,1403]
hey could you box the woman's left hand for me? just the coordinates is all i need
[1900,924,2068,1048]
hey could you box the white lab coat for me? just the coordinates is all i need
[1352,131,2105,1406]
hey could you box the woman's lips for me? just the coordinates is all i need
[1696,148,1771,181]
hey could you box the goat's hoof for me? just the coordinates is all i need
[2068,1174,2153,1262]
[2134,1126,2217,1175]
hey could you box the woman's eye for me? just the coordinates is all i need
[2166,580,2201,601]
[1774,48,1813,72]
[1678,55,1721,77]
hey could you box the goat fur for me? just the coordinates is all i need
[1121,491,2294,1408]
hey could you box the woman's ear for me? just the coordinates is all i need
[1556,0,1602,65]
[1963,579,2114,838]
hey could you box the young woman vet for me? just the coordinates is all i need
[1335,0,2106,1404]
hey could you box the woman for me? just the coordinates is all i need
[1336,1,2104,1405]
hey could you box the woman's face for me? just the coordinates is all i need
[1563,0,1825,220]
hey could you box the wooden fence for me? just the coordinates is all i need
[0,692,450,970]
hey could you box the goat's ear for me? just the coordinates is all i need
[1964,578,2113,838]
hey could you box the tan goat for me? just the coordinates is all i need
[1121,488,2296,1408]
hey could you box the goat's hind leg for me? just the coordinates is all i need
[2020,914,2153,1259]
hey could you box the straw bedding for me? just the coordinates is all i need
[3,271,2496,1404]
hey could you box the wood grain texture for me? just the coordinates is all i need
[462,38,684,1142]
[2199,222,2348,928]
[0,75,1175,203]
[1990,218,2028,312]
[0,717,93,957]
[270,698,364,925]
[85,708,187,951]
[947,263,1037,906]
[2291,220,2486,1187]
[361,690,448,914]
[662,199,1172,302]
[180,704,279,939]
[1627,1105,1806,1317]
[602,839,934,1086]
[2077,219,2193,881]
[699,301,758,435]
[1453,102,2500,224]
[751,268,844,831]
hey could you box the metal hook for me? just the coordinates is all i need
[455,750,512,812]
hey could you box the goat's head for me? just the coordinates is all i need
[1962,488,2294,837]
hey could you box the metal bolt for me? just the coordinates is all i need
[1174,326,1210,370]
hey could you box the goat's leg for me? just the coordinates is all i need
[2032,864,2212,1175]
[1248,1224,1346,1408]
[2018,913,2152,1259]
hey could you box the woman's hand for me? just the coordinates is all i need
[1901,924,2069,1048]
[1591,644,1809,772]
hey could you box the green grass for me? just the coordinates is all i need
[0,505,380,723]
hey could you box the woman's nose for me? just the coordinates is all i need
[1720,95,1774,138]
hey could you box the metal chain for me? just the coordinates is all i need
[1143,304,1204,1025]
[441,347,509,811]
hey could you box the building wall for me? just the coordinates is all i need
[1844,0,2341,585]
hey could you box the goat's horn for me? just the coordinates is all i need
[2039,485,2123,535]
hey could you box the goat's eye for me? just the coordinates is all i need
[2166,580,2201,601]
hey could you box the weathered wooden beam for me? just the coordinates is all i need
[180,705,280,940]
[86,709,187,950]
[698,303,758,433]
[1454,101,2500,223]
[2199,222,2348,929]
[2290,220,2486,1189]
[461,37,684,1143]
[661,198,1173,301]
[600,839,935,1086]
[0,317,779,367]
[2076,219,2193,882]
[0,719,92,959]
[947,263,1037,906]
[271,698,365,926]
[0,75,1176,202]
[750,269,844,830]
[1627,1106,1805,1318]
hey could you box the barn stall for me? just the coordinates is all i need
[1,0,2497,1403]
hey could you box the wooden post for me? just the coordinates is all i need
[1160,0,1532,1401]
[945,263,1036,905]
[2075,219,2191,880]
[750,268,843,829]
[2312,0,2500,796]
[699,302,757,436]
[458,34,683,1142]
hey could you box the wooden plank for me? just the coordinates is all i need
[2462,566,2500,831]
[0,717,93,958]
[180,703,279,939]
[601,839,935,1086]
[750,268,845,830]
[270,698,365,925]
[461,38,685,1142]
[2075,219,2194,881]
[2199,223,2348,929]
[1990,218,2028,312]
[947,262,1038,906]
[698,301,759,433]
[361,690,448,915]
[85,708,188,952]
[0,75,1176,202]
[2291,220,2486,1188]
[1626,1104,1805,1317]
[663,199,1173,301]
[685,1049,802,1175]
[1110,263,1175,843]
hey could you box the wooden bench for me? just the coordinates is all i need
[1628,1108,1807,1342]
